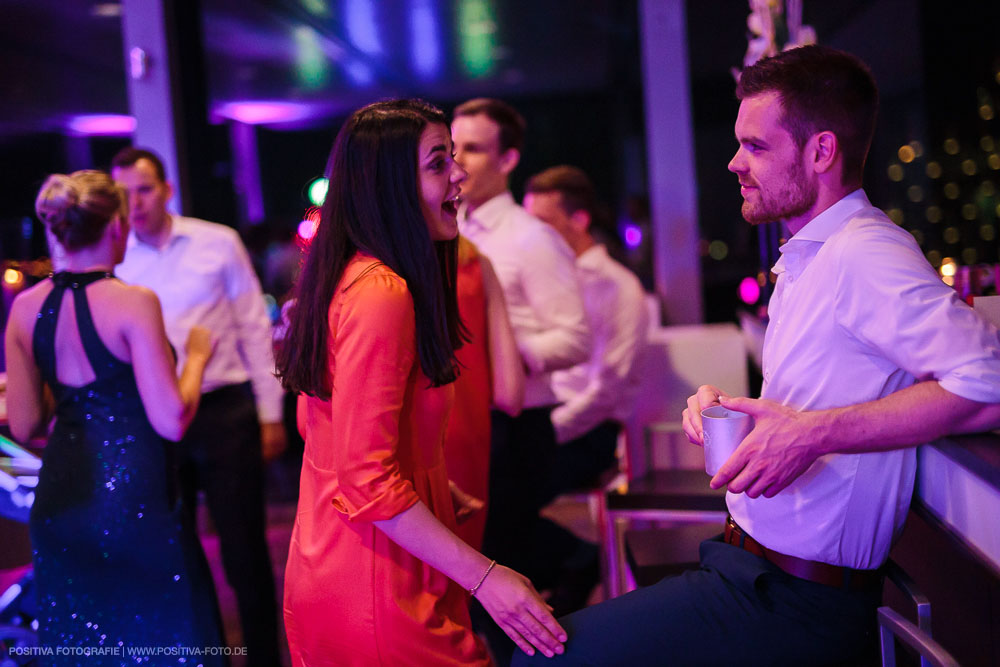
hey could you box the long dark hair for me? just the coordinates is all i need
[277,99,464,398]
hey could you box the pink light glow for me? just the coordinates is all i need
[738,276,761,305]
[622,223,642,249]
[66,115,136,136]
[298,207,321,241]
[214,101,317,125]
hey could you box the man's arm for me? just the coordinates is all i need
[682,381,1000,498]
[552,277,647,443]
[223,232,287,459]
[515,227,590,374]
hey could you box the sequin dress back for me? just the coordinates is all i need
[29,271,225,665]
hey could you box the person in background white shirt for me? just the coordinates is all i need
[111,147,283,667]
[523,165,647,498]
[452,98,590,662]
[516,45,1000,667]
[523,165,649,618]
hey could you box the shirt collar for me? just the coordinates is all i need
[577,244,608,270]
[459,191,515,232]
[789,189,870,243]
[772,189,869,276]
[126,214,191,251]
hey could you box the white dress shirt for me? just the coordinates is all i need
[116,216,284,424]
[551,244,648,443]
[728,190,1000,569]
[459,192,590,407]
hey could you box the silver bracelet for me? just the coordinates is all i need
[469,559,497,597]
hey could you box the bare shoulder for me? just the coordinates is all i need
[7,279,53,336]
[98,281,164,328]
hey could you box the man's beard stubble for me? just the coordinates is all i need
[741,160,818,226]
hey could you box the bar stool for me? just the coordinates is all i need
[878,607,957,667]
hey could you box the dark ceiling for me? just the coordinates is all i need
[1,0,890,139]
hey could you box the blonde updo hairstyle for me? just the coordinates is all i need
[35,170,127,252]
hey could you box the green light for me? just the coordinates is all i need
[294,25,330,89]
[308,177,329,206]
[457,0,497,78]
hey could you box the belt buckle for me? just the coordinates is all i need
[724,515,742,547]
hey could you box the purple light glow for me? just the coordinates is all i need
[622,223,643,249]
[214,101,318,125]
[738,276,761,305]
[66,115,136,136]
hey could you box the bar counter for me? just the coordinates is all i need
[887,430,1000,666]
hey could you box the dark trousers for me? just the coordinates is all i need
[542,419,620,507]
[513,537,881,667]
[178,383,279,667]
[481,406,559,576]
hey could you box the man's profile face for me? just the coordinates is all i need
[111,158,172,242]
[728,91,817,228]
[524,191,575,245]
[451,113,511,209]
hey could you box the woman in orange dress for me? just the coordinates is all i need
[275,99,566,666]
[445,236,524,549]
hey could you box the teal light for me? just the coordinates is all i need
[308,177,329,206]
[293,25,330,89]
[457,0,496,78]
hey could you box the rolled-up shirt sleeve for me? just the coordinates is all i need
[835,223,1000,403]
[324,272,421,522]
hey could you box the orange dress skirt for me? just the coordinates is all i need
[283,254,490,666]
[443,240,492,549]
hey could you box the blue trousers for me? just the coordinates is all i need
[513,537,880,667]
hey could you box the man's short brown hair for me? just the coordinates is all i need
[454,98,526,153]
[525,165,598,219]
[737,45,878,184]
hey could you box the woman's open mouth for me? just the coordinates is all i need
[442,195,461,217]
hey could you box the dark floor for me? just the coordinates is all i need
[199,500,296,667]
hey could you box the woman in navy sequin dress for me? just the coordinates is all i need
[4,171,225,665]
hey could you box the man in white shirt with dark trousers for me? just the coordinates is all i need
[515,45,1000,667]
[523,165,647,500]
[112,147,283,667]
[452,99,590,653]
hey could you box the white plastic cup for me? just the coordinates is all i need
[701,405,753,476]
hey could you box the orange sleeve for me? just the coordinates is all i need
[325,270,420,522]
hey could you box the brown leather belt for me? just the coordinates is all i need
[724,516,883,592]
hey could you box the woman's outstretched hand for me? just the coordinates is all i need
[475,564,567,658]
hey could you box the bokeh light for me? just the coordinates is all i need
[298,206,322,241]
[3,268,24,288]
[708,240,728,260]
[925,162,942,179]
[307,177,329,206]
[887,164,904,181]
[622,223,642,249]
[738,276,760,305]
[943,138,960,155]
[897,145,916,163]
